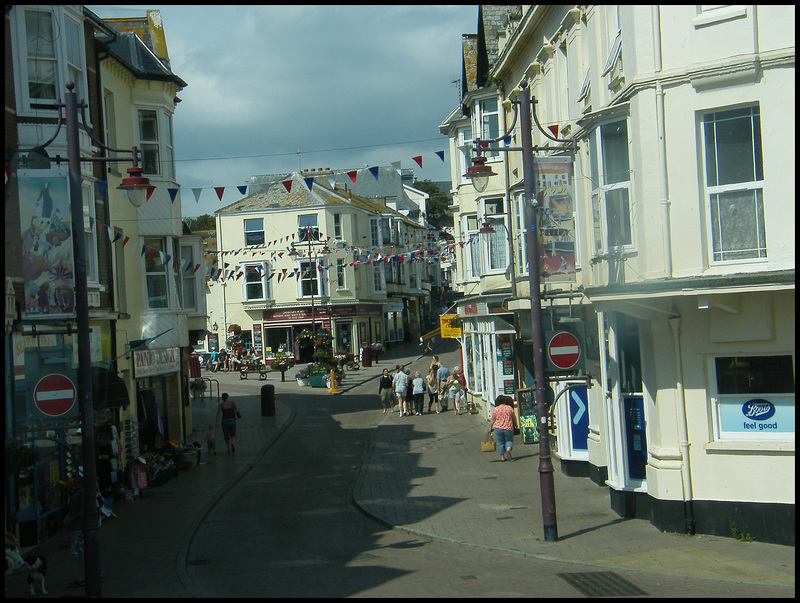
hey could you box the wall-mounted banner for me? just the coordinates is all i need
[535,157,576,282]
[18,172,76,318]
[717,394,794,439]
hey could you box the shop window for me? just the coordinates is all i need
[712,355,794,441]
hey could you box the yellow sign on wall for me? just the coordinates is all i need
[440,315,462,338]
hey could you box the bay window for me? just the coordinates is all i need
[589,119,632,254]
[136,108,176,179]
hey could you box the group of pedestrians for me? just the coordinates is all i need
[377,356,469,417]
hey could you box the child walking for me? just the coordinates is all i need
[205,423,217,455]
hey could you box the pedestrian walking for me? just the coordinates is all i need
[378,368,394,413]
[205,423,217,455]
[393,364,409,417]
[412,371,425,415]
[436,363,450,411]
[426,366,440,414]
[215,393,241,453]
[444,370,463,415]
[490,395,517,461]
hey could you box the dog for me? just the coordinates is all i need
[5,547,48,595]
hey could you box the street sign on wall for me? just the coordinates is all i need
[33,373,77,417]
[547,331,582,371]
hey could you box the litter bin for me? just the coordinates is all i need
[361,345,372,368]
[261,383,275,416]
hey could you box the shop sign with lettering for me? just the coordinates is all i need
[134,347,180,378]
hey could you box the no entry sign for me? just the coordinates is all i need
[547,331,581,370]
[33,373,77,417]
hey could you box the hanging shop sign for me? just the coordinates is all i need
[440,314,462,338]
[133,347,180,378]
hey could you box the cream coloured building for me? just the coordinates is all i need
[209,171,429,364]
[441,5,794,545]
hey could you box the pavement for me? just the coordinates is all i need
[11,340,795,598]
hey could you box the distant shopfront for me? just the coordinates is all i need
[259,303,383,360]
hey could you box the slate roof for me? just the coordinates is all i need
[97,26,186,87]
[215,173,412,224]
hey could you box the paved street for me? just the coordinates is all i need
[10,340,794,598]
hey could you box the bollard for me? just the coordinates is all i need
[261,383,275,416]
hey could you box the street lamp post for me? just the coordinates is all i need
[20,82,152,597]
[290,228,330,338]
[464,79,574,543]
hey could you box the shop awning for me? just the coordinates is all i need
[92,366,131,409]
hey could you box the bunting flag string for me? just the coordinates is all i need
[81,148,447,205]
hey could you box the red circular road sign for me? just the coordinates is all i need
[548,331,581,370]
[33,373,77,417]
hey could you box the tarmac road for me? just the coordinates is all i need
[10,339,794,598]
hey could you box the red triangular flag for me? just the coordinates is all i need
[146,186,156,201]
[282,180,292,193]
[412,156,422,168]
[347,170,358,185]
[215,187,225,201]
[548,125,559,139]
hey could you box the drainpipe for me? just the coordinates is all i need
[653,6,673,277]
[669,316,695,535]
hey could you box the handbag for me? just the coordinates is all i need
[235,405,242,419]
[481,430,497,452]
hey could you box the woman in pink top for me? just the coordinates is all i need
[490,395,517,461]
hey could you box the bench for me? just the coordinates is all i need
[239,363,269,380]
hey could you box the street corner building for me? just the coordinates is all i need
[439,5,794,545]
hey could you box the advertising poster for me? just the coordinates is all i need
[535,157,576,282]
[18,173,76,318]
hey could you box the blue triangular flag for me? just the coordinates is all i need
[168,188,179,203]
[237,185,248,195]
[368,166,379,181]
[435,150,445,162]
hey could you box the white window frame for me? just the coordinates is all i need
[370,218,382,248]
[335,258,346,290]
[457,127,474,186]
[244,218,265,246]
[588,118,633,255]
[82,181,98,284]
[474,97,500,159]
[134,106,176,179]
[701,105,766,264]
[242,261,271,302]
[462,214,481,281]
[181,243,199,311]
[333,213,342,240]
[143,237,169,310]
[480,197,509,274]
[298,214,320,242]
[297,259,323,299]
[372,263,386,294]
[11,6,88,116]
[512,191,528,277]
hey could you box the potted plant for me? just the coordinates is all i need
[190,378,207,398]
[295,369,309,386]
[371,342,384,363]
[271,355,293,382]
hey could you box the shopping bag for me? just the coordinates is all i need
[481,430,497,452]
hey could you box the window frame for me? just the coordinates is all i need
[461,214,481,281]
[242,261,271,302]
[588,117,633,255]
[82,181,98,284]
[244,218,265,246]
[143,237,169,310]
[700,104,766,264]
[474,97,500,159]
[134,106,176,179]
[11,6,88,116]
[181,243,198,311]
[298,214,320,242]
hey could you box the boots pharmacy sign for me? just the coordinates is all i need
[716,395,794,440]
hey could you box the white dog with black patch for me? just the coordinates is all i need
[5,547,48,595]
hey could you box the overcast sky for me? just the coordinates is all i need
[87,5,477,218]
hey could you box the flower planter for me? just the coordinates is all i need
[296,377,309,387]
[309,374,327,388]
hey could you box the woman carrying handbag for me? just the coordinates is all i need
[215,392,241,453]
[490,395,516,461]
